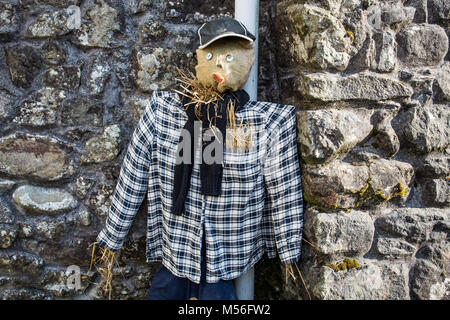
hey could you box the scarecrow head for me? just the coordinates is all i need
[194,18,256,93]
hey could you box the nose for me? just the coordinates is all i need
[216,56,223,69]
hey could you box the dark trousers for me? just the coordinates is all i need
[147,227,238,300]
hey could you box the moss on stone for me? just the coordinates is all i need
[330,203,339,210]
[358,182,370,197]
[345,30,355,44]
[348,177,373,208]
[325,258,360,272]
[396,183,409,197]
[303,192,321,206]
[374,190,388,200]
[325,263,340,272]
[375,183,409,202]
[343,258,360,269]
[305,175,410,211]
[303,191,341,210]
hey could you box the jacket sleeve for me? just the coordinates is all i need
[96,92,157,252]
[262,105,304,265]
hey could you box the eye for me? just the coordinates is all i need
[226,54,233,62]
[205,52,213,60]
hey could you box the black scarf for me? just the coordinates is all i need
[172,89,250,216]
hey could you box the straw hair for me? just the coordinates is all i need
[172,67,224,121]
[88,241,118,300]
[172,67,253,150]
[284,236,319,300]
[226,99,253,151]
[285,262,312,300]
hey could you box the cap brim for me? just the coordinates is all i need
[197,33,255,49]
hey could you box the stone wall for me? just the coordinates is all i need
[0,0,241,300]
[276,0,449,300]
[0,0,448,300]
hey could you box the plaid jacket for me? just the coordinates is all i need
[96,90,304,284]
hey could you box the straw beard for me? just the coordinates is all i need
[173,67,225,127]
[172,67,253,151]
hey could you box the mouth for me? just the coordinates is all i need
[212,72,225,83]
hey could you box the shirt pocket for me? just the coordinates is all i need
[222,147,262,188]
[157,129,180,166]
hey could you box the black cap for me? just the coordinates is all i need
[195,18,256,50]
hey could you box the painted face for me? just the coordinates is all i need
[195,37,255,93]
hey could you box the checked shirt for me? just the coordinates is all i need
[96,90,304,284]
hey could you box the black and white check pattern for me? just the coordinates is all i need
[96,90,304,284]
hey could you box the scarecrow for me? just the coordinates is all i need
[90,18,304,300]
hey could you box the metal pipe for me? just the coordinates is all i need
[233,0,259,301]
[235,0,259,100]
